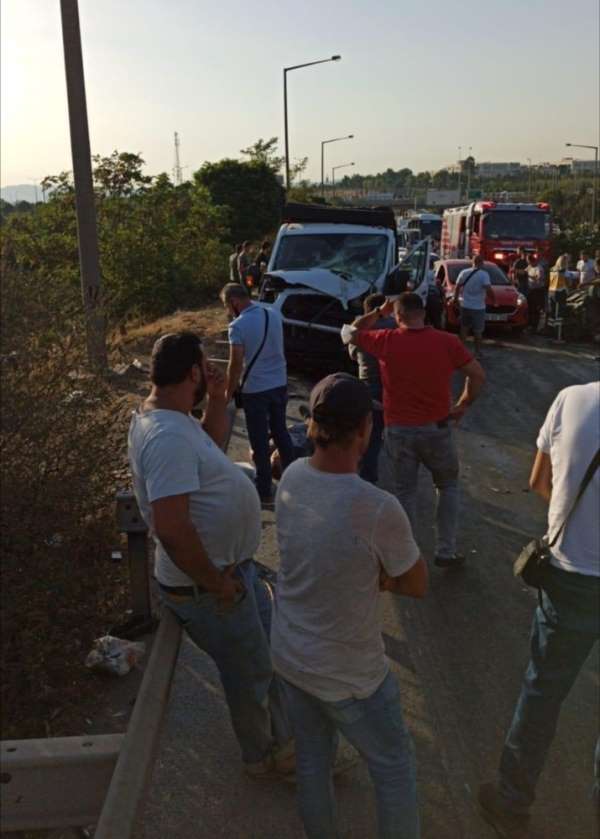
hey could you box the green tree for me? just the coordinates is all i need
[195,158,284,243]
[240,137,283,173]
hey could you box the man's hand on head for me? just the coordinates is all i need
[379,299,395,317]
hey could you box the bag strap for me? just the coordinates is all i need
[459,267,480,291]
[548,448,600,547]
[239,307,270,393]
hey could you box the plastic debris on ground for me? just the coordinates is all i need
[85,635,146,676]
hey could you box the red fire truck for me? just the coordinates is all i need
[440,201,552,272]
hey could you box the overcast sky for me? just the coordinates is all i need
[2,0,599,187]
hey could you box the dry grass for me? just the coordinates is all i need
[112,303,228,358]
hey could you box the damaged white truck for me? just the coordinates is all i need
[258,203,430,363]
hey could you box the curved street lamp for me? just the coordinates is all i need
[332,162,355,198]
[283,55,341,189]
[321,135,354,196]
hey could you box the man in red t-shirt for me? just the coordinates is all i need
[342,292,485,569]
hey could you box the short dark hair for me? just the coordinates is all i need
[396,292,424,313]
[151,332,203,387]
[242,240,251,248]
[261,240,270,250]
[364,292,386,313]
[220,282,250,304]
[307,418,358,449]
[235,243,242,252]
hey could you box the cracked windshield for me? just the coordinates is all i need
[273,233,388,282]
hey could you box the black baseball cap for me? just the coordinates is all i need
[309,373,373,426]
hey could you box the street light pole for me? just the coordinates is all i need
[321,135,354,198]
[331,162,355,198]
[466,145,473,198]
[527,158,532,200]
[60,0,107,370]
[283,55,341,190]
[457,146,462,200]
[566,142,599,227]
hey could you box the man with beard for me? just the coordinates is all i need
[128,332,293,777]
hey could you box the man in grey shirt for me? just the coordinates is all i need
[349,292,395,483]
[271,372,428,839]
[128,332,293,777]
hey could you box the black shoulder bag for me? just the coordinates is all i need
[233,308,270,409]
[514,448,599,588]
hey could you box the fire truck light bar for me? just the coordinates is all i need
[479,201,496,209]
[537,202,550,210]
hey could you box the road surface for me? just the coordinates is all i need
[138,337,599,839]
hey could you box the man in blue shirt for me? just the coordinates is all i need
[221,283,294,502]
[454,254,491,358]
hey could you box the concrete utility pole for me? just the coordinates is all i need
[60,0,107,371]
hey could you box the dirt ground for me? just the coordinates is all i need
[127,330,598,839]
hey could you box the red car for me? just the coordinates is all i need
[433,259,528,333]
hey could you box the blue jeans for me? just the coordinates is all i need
[380,424,459,559]
[282,672,419,839]
[499,564,600,811]
[162,560,292,764]
[242,385,294,498]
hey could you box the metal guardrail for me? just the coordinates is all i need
[1,401,237,837]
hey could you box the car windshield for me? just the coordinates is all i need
[446,263,510,286]
[273,233,389,282]
[483,211,550,241]
[410,219,442,239]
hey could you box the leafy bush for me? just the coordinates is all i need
[0,269,132,737]
[1,152,232,325]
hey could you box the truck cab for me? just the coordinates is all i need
[259,203,430,364]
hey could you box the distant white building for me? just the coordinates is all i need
[560,157,597,174]
[476,162,523,177]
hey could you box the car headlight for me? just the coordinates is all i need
[516,294,526,306]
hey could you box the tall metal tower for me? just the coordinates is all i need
[173,132,183,185]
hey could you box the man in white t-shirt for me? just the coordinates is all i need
[576,250,596,287]
[271,372,428,839]
[455,254,492,357]
[479,381,600,834]
[128,332,293,777]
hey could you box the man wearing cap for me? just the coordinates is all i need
[271,372,428,839]
[128,332,293,778]
[342,292,485,570]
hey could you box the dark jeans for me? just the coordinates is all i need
[527,288,546,330]
[425,289,443,330]
[548,289,568,319]
[242,385,294,499]
[360,408,385,483]
[499,564,600,812]
[359,380,385,484]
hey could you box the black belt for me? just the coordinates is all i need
[436,417,449,428]
[158,559,253,597]
[159,582,204,597]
